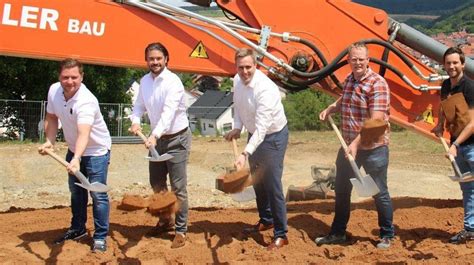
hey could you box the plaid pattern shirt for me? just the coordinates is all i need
[341,68,390,149]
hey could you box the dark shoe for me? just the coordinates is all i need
[376,238,392,249]
[243,222,274,234]
[91,239,107,253]
[54,229,87,245]
[314,234,347,246]
[171,233,186,249]
[449,230,474,244]
[146,222,175,237]
[267,237,288,251]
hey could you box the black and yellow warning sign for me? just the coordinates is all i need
[189,41,209,59]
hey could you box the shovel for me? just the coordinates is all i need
[228,138,256,202]
[439,137,474,182]
[43,148,110,192]
[328,115,380,197]
[135,130,173,162]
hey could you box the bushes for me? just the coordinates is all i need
[282,89,335,131]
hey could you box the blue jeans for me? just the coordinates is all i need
[150,128,191,233]
[331,145,394,238]
[66,150,110,241]
[248,125,288,239]
[454,144,474,232]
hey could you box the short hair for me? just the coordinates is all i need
[443,47,465,64]
[235,48,257,63]
[59,58,83,75]
[144,42,169,63]
[347,42,369,57]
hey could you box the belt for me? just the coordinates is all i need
[160,127,188,140]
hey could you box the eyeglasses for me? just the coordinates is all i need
[349,58,367,63]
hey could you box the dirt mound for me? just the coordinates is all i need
[118,194,149,210]
[0,197,472,263]
[147,192,178,216]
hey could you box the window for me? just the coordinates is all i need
[223,123,232,132]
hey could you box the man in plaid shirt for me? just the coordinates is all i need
[316,42,394,249]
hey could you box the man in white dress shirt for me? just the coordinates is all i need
[224,48,289,251]
[129,42,191,249]
[38,58,111,253]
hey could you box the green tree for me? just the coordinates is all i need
[0,56,145,103]
[219,77,233,92]
[282,89,335,131]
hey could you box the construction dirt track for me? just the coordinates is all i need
[0,131,473,263]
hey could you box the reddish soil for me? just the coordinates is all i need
[0,132,472,263]
[0,197,472,263]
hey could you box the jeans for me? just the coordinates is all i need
[248,125,288,239]
[331,145,394,238]
[149,128,191,233]
[454,144,474,232]
[66,150,110,241]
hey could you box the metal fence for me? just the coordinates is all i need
[0,99,232,143]
[0,99,150,143]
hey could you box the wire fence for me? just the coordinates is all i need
[0,99,232,143]
[0,100,151,143]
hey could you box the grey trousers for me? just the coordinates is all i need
[149,128,191,233]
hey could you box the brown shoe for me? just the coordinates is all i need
[243,222,274,234]
[267,237,288,251]
[171,233,186,249]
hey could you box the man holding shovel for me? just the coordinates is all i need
[431,47,474,244]
[224,48,289,251]
[129,42,191,249]
[38,58,111,253]
[317,42,394,249]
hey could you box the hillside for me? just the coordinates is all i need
[425,4,474,34]
[353,0,471,15]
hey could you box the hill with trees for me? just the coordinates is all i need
[353,0,472,15]
[421,4,474,34]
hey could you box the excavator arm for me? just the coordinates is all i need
[1,0,472,139]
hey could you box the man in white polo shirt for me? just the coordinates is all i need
[38,58,111,253]
[129,42,191,249]
[224,48,289,251]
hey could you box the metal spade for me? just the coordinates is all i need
[43,148,110,192]
[328,115,380,197]
[135,130,173,162]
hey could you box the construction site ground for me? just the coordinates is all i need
[0,131,472,263]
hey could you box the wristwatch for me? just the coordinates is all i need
[453,142,460,149]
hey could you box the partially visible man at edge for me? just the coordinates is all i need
[431,47,474,244]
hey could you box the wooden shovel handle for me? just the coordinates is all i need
[135,130,148,142]
[43,148,69,168]
[231,138,239,160]
[439,136,450,152]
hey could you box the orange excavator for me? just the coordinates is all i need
[1,0,474,140]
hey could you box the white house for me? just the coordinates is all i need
[187,90,233,136]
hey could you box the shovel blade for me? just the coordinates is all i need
[146,153,174,162]
[231,186,256,202]
[350,175,380,197]
[74,182,110,193]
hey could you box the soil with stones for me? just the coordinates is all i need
[0,131,472,263]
